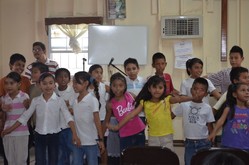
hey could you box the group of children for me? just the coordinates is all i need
[0,44,248,165]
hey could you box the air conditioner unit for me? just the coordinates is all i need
[161,16,203,39]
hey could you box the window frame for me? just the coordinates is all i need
[45,17,103,74]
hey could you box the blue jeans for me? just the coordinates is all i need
[34,132,59,165]
[184,138,211,165]
[120,130,145,152]
[72,144,98,165]
[58,128,75,165]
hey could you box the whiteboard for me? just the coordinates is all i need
[88,25,148,65]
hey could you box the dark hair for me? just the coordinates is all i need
[230,67,248,83]
[39,72,55,83]
[9,53,26,65]
[152,52,166,64]
[193,77,209,92]
[6,72,21,83]
[32,62,49,74]
[74,71,100,107]
[134,75,166,107]
[55,68,71,81]
[226,83,247,120]
[230,45,243,57]
[109,72,127,100]
[202,151,245,165]
[88,64,103,74]
[33,42,46,51]
[124,58,139,69]
[186,58,203,75]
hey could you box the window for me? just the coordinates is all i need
[45,17,103,75]
[48,25,89,75]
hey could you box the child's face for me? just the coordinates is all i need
[191,83,208,102]
[125,63,139,80]
[31,67,41,82]
[229,52,244,67]
[39,76,56,96]
[4,78,20,96]
[56,71,70,88]
[188,63,203,78]
[32,45,46,62]
[236,72,249,85]
[111,79,126,98]
[152,58,167,75]
[148,82,165,100]
[72,78,88,93]
[233,84,249,103]
[90,68,103,83]
[9,60,25,75]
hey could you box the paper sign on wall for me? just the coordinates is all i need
[174,41,193,69]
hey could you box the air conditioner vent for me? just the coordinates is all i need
[161,16,203,39]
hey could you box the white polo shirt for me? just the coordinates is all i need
[73,92,99,145]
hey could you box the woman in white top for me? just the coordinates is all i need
[2,72,80,165]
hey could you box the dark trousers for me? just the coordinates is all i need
[34,132,59,165]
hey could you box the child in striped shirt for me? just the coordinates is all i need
[1,72,30,165]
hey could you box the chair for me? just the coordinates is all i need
[191,147,249,165]
[120,146,180,165]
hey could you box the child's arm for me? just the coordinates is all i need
[169,95,192,104]
[2,98,37,137]
[108,104,143,131]
[93,112,105,154]
[208,107,229,142]
[210,89,221,100]
[23,99,31,109]
[172,88,180,96]
[59,99,80,146]
[1,121,21,137]
[207,122,214,135]
[102,102,112,135]
[65,100,74,115]
[67,121,81,147]
[105,85,110,93]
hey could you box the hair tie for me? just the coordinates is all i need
[89,77,94,84]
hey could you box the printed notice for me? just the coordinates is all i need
[174,41,193,69]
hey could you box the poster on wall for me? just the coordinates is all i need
[174,41,193,69]
[107,0,126,19]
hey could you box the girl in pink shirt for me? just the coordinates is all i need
[104,72,145,152]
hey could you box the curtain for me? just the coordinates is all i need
[56,24,88,54]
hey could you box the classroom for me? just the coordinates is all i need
[0,0,249,165]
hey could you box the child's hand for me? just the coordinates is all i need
[106,123,119,131]
[98,141,105,154]
[171,112,176,119]
[23,99,30,109]
[208,133,216,142]
[1,128,12,137]
[1,103,12,112]
[72,134,81,147]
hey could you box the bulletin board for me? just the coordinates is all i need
[88,25,148,65]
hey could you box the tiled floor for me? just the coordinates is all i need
[1,146,185,165]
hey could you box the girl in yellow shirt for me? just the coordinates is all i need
[107,75,191,151]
